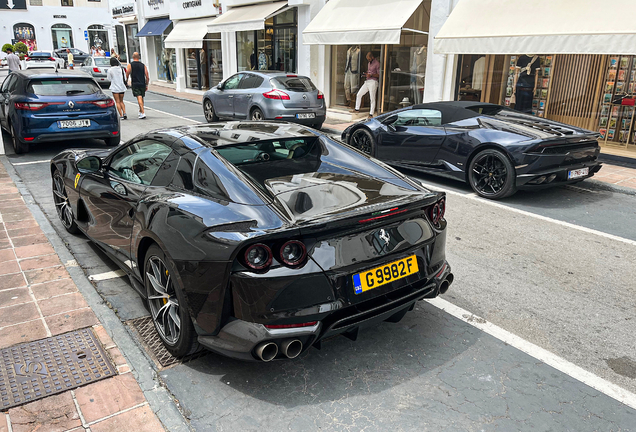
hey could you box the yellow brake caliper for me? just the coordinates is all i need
[163,269,169,305]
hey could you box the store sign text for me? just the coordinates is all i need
[148,0,164,10]
[53,14,67,18]
[112,5,134,15]
[182,0,201,8]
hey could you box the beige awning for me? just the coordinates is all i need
[302,0,424,45]
[207,1,287,33]
[164,17,218,49]
[435,0,636,55]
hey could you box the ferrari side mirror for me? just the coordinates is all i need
[76,155,102,173]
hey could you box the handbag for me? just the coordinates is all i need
[121,66,130,89]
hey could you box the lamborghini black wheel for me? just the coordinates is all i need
[350,128,375,156]
[468,149,517,199]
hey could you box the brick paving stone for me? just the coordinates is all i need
[0,272,26,291]
[0,302,39,328]
[14,243,55,259]
[11,234,49,248]
[7,391,81,432]
[5,220,39,230]
[0,205,29,216]
[0,414,7,432]
[93,325,115,348]
[0,287,31,307]
[45,308,99,336]
[0,213,34,223]
[0,248,14,263]
[0,260,20,276]
[0,319,47,347]
[7,227,44,238]
[75,373,146,423]
[19,254,62,271]
[106,347,127,367]
[38,292,89,317]
[30,279,78,300]
[24,265,70,284]
[0,240,10,250]
[0,198,25,208]
[90,405,164,432]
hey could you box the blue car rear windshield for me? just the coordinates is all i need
[27,79,101,96]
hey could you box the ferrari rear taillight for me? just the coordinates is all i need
[14,102,63,110]
[263,89,290,100]
[279,240,306,266]
[244,243,273,270]
[428,197,446,225]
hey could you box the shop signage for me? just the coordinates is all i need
[169,0,218,20]
[112,4,135,16]
[148,0,164,10]
[144,0,169,18]
[53,15,67,18]
[1,0,27,10]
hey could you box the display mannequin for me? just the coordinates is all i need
[512,54,540,113]
[410,46,427,104]
[344,45,360,104]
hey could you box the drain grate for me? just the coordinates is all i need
[127,316,207,369]
[0,328,116,410]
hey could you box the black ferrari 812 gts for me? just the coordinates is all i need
[51,121,452,361]
[343,101,602,199]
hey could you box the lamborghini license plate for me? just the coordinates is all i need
[352,255,419,295]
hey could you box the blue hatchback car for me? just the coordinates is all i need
[0,70,120,154]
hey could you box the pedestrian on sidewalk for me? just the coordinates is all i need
[126,52,149,119]
[66,48,74,70]
[355,52,380,119]
[108,57,127,120]
[6,47,21,74]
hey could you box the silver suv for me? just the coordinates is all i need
[202,71,326,129]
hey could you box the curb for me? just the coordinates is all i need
[0,156,192,432]
[584,178,636,196]
[599,153,636,167]
[147,89,202,106]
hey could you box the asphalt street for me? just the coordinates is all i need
[1,71,635,430]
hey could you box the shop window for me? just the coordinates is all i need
[51,24,73,50]
[61,0,73,6]
[126,24,140,59]
[29,0,43,5]
[13,23,37,52]
[115,26,127,62]
[88,25,110,52]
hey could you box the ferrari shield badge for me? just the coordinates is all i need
[74,173,80,188]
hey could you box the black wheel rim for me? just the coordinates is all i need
[52,174,74,229]
[146,256,181,346]
[204,101,214,121]
[11,127,18,153]
[471,154,508,196]
[251,110,262,121]
[351,131,372,155]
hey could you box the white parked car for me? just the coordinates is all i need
[24,51,65,70]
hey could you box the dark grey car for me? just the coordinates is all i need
[202,71,326,129]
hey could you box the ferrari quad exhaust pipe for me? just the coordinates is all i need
[439,273,454,294]
[280,339,303,359]
[255,342,278,362]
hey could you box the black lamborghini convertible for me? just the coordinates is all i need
[343,101,602,199]
[51,121,452,361]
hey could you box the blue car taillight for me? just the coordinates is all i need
[14,102,63,111]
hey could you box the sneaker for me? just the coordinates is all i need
[123,114,127,120]
[139,112,146,119]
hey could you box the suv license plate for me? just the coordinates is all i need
[296,113,315,119]
[59,120,91,129]
[352,255,419,295]
[568,167,589,179]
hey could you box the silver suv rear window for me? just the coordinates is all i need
[271,76,316,92]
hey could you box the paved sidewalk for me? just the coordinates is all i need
[0,164,165,431]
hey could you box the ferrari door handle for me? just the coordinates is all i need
[128,208,135,218]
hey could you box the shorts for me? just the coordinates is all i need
[112,92,125,95]
[68,63,74,67]
[132,87,146,98]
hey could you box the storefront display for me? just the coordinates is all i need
[13,23,37,52]
[236,8,297,73]
[51,24,73,50]
[88,25,110,52]
[185,38,222,90]
[115,26,128,62]
[126,24,140,57]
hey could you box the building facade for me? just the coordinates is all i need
[1,0,114,54]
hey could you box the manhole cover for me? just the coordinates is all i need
[127,316,207,369]
[0,328,116,410]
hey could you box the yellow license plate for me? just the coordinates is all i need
[353,255,419,295]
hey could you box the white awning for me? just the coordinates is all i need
[207,1,287,33]
[435,0,636,55]
[302,0,424,45]
[164,17,218,49]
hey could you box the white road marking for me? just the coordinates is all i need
[427,297,636,411]
[88,269,126,281]
[419,180,636,247]
[123,101,199,123]
[11,160,50,166]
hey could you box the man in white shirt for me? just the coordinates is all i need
[6,48,21,74]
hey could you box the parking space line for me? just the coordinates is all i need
[11,160,50,166]
[419,180,636,247]
[428,297,636,411]
[88,269,126,281]
[123,101,199,123]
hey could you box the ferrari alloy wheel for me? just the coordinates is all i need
[144,245,199,357]
[468,149,517,199]
[52,171,80,234]
[350,128,375,156]
[251,108,264,121]
[204,99,218,122]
